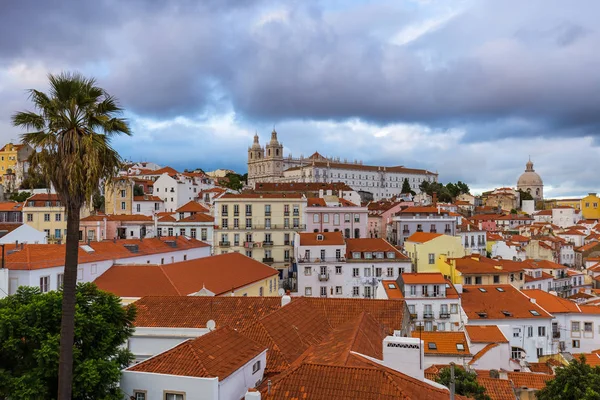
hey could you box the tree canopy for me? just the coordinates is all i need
[9,191,31,202]
[419,181,470,203]
[537,356,600,400]
[0,284,136,399]
[133,184,144,196]
[401,178,413,194]
[436,367,491,400]
[221,172,247,191]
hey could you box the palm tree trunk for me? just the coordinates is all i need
[57,204,81,399]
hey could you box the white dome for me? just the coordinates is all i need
[517,160,543,187]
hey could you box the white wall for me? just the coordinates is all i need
[423,354,471,369]
[467,342,512,371]
[218,350,267,400]
[121,371,218,400]
[0,224,47,244]
[129,327,209,362]
[550,313,600,353]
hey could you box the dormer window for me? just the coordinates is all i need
[364,252,373,259]
[317,234,324,241]
[386,251,395,259]
[428,342,437,350]
[375,252,384,259]
[352,252,361,259]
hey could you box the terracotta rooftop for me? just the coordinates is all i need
[405,232,444,243]
[476,376,516,400]
[574,353,600,366]
[0,223,23,234]
[380,280,404,299]
[4,236,208,270]
[411,331,470,356]
[147,166,179,176]
[221,193,304,199]
[527,362,554,375]
[345,238,408,259]
[450,256,524,275]
[80,214,153,222]
[298,231,345,246]
[177,213,214,223]
[133,296,282,329]
[127,326,266,379]
[261,355,459,400]
[94,252,278,298]
[524,271,554,282]
[461,285,552,320]
[175,200,209,213]
[507,371,553,390]
[464,325,508,343]
[523,259,566,270]
[0,202,23,212]
[133,195,162,202]
[401,272,447,284]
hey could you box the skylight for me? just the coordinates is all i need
[476,312,488,318]
[478,288,487,293]
[388,283,397,289]
[496,287,505,292]
[456,343,465,351]
[428,342,437,350]
[501,310,512,317]
[80,245,95,253]
[530,310,540,316]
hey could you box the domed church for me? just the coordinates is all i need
[517,158,544,200]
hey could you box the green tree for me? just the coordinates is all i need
[133,184,144,196]
[401,178,412,194]
[9,191,31,202]
[12,72,131,399]
[20,165,48,190]
[510,208,518,214]
[446,181,470,198]
[222,172,247,191]
[0,284,136,399]
[436,367,491,400]
[92,194,105,213]
[537,356,600,400]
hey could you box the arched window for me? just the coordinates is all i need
[536,188,540,196]
[276,149,279,156]
[268,149,271,156]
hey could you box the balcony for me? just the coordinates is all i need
[219,241,230,247]
[410,313,417,319]
[262,257,274,263]
[402,230,410,235]
[244,241,254,248]
[439,313,450,319]
[284,211,290,216]
[234,212,239,217]
[263,241,274,247]
[234,242,240,246]
[297,257,346,264]
[293,212,299,216]
[284,241,290,246]
[222,212,228,217]
[246,212,252,216]
[318,273,330,281]
[423,312,434,319]
[265,211,271,216]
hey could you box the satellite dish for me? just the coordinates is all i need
[278,288,285,296]
[206,320,216,331]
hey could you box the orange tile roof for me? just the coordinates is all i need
[133,296,281,329]
[25,193,59,201]
[175,201,209,213]
[461,285,552,320]
[0,223,23,234]
[507,371,553,390]
[0,202,23,212]
[469,343,499,365]
[381,280,404,299]
[524,271,554,282]
[5,236,208,270]
[307,197,326,207]
[523,259,566,270]
[574,353,600,366]
[128,326,266,379]
[148,166,179,175]
[423,364,465,381]
[94,252,278,297]
[528,362,554,375]
[133,195,162,202]
[451,256,524,275]
[476,377,516,400]
[80,214,153,222]
[411,331,470,356]
[345,238,408,259]
[299,231,345,246]
[405,231,444,243]
[158,213,176,222]
[465,325,508,343]
[261,355,458,400]
[401,272,447,284]
[177,213,214,223]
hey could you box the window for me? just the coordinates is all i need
[428,253,435,264]
[475,276,482,285]
[165,393,184,400]
[450,304,458,314]
[252,360,261,374]
[364,252,373,259]
[222,204,228,215]
[293,204,299,216]
[27,213,33,222]
[456,343,465,351]
[284,249,290,261]
[55,213,61,221]
[354,214,360,223]
[572,321,580,332]
[222,218,228,228]
[511,347,523,359]
[55,229,62,239]
[335,286,342,295]
[344,213,350,223]
[190,228,196,239]
[201,228,207,241]
[245,250,252,257]
[538,326,546,337]
[246,218,252,228]
[179,228,185,237]
[438,323,446,331]
[527,326,533,337]
[245,204,252,216]
[313,214,320,223]
[464,277,472,285]
[424,321,433,332]
[428,342,437,350]
[410,285,416,296]
[353,268,359,278]
[572,339,580,348]
[168,228,173,236]
[40,276,50,293]
[364,268,371,277]
[57,273,64,289]
[353,286,359,297]
[157,227,163,237]
[120,190,126,198]
[387,267,394,277]
[493,275,500,284]
[387,251,395,259]
[375,267,382,277]
[133,391,147,400]
[513,328,521,338]
[121,202,126,210]
[304,267,312,276]
[234,204,240,216]
[44,213,50,222]
[335,266,342,274]
[305,287,312,296]
[536,348,544,358]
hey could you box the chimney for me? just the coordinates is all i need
[281,290,292,307]
[244,388,261,399]
[432,192,438,206]
[382,336,424,381]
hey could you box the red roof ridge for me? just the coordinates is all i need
[159,264,182,295]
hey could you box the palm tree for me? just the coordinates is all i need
[12,72,131,399]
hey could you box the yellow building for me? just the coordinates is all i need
[22,193,67,243]
[105,177,135,215]
[486,232,503,254]
[94,252,280,304]
[553,198,582,210]
[213,193,307,278]
[0,142,34,186]
[581,193,600,220]
[437,254,526,289]
[404,232,465,273]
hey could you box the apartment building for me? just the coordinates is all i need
[22,193,67,243]
[213,193,307,279]
[0,201,23,223]
[0,142,34,187]
[392,206,457,245]
[295,232,411,298]
[105,177,136,215]
[439,255,526,289]
[404,232,465,273]
[153,171,215,212]
[305,196,367,238]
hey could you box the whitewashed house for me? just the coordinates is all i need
[0,223,47,244]
[153,173,215,212]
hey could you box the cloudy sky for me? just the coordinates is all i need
[1,0,599,197]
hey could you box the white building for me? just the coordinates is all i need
[121,326,267,400]
[153,172,215,212]
[377,273,464,332]
[295,232,411,299]
[456,221,487,255]
[392,206,458,246]
[552,206,581,228]
[0,237,210,297]
[492,240,526,261]
[464,325,517,371]
[524,289,600,354]
[132,194,165,215]
[461,284,554,362]
[0,223,47,244]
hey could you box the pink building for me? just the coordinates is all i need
[367,201,410,240]
[305,197,368,238]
